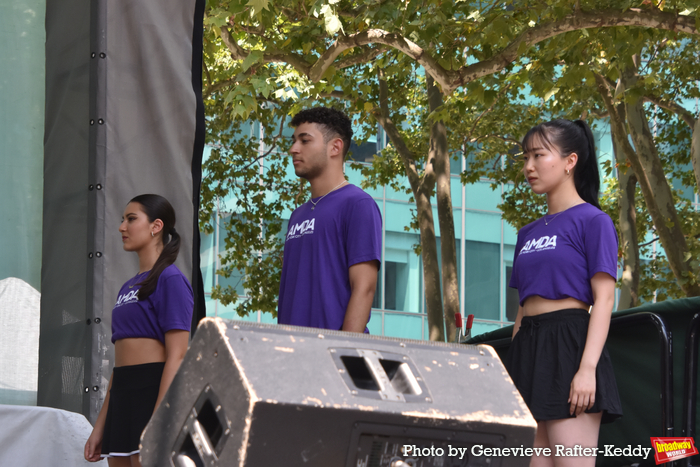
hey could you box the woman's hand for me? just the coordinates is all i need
[84,427,104,462]
[569,365,596,416]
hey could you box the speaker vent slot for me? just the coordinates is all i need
[171,385,230,466]
[340,355,380,390]
[380,359,422,395]
[196,397,224,448]
[173,436,204,467]
[332,349,430,402]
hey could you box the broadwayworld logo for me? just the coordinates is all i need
[520,235,557,254]
[650,437,699,465]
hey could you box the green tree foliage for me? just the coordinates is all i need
[201,0,700,333]
[200,97,302,317]
[464,18,700,307]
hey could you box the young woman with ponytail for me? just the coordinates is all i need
[85,194,193,466]
[507,120,622,467]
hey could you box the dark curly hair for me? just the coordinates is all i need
[290,107,353,159]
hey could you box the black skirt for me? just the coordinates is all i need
[505,308,622,424]
[101,362,164,457]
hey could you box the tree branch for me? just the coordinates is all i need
[472,134,522,146]
[219,26,249,60]
[224,8,699,96]
[642,38,669,73]
[204,78,237,98]
[219,26,312,75]
[644,95,696,129]
[336,46,388,69]
[639,236,660,248]
[466,82,513,141]
[453,9,699,93]
[375,69,424,191]
[590,107,610,118]
[203,57,212,89]
[308,29,447,84]
[229,21,266,37]
[317,91,352,101]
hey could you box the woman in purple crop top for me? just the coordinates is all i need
[84,194,193,466]
[506,120,622,467]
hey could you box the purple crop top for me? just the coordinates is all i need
[111,264,194,343]
[509,202,618,306]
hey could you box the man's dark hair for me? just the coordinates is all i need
[290,107,353,159]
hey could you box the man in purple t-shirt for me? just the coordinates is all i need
[278,107,382,332]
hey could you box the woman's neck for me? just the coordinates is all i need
[546,183,583,214]
[137,245,162,274]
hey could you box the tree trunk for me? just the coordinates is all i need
[617,166,640,308]
[426,74,459,342]
[622,70,700,296]
[596,71,700,297]
[415,188,446,341]
[642,96,700,198]
[376,70,445,341]
[692,117,700,193]
[609,102,639,309]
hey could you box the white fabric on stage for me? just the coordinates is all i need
[0,405,106,466]
[0,278,40,406]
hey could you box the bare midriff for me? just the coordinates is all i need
[114,338,166,367]
[522,295,589,317]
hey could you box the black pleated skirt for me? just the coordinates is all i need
[505,308,622,423]
[101,362,164,457]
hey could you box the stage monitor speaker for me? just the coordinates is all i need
[141,318,535,467]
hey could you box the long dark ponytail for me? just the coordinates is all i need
[522,119,601,209]
[129,194,181,300]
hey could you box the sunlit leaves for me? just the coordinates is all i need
[475,11,700,302]
[319,5,344,35]
[201,0,700,315]
[246,0,269,16]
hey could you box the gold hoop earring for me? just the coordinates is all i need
[566,169,570,175]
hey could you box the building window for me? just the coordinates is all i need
[383,231,422,313]
[465,240,499,321]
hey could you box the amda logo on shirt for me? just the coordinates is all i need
[114,289,139,308]
[520,235,557,254]
[287,218,315,240]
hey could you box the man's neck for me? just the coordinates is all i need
[309,175,348,198]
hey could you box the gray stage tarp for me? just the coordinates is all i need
[41,0,205,421]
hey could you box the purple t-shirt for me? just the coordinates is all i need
[509,203,618,306]
[278,184,382,331]
[111,264,194,343]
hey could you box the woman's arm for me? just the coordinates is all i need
[84,372,113,462]
[568,272,615,416]
[154,329,190,411]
